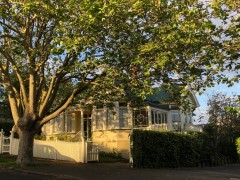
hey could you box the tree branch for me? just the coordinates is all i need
[0,48,28,106]
[0,66,20,123]
[40,85,89,126]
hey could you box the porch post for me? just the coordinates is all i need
[147,106,151,128]
[80,109,84,140]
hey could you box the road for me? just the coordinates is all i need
[1,161,240,180]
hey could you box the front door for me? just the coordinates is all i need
[83,112,92,140]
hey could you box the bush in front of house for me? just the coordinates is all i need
[131,130,240,168]
[34,134,47,140]
[99,150,122,163]
[131,130,202,168]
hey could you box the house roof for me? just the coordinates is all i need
[145,87,199,108]
[146,88,172,103]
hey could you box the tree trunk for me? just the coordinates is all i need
[16,129,35,166]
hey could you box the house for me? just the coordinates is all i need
[42,88,202,158]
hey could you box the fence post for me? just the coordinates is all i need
[0,129,4,154]
[78,132,84,163]
[9,131,13,155]
[85,141,88,163]
[129,130,133,168]
[80,131,87,163]
[55,139,58,160]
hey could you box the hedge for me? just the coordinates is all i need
[237,138,240,158]
[131,130,239,168]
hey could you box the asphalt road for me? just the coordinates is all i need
[1,160,240,180]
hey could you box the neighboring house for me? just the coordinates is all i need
[42,88,202,158]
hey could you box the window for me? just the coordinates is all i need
[151,110,167,124]
[106,109,115,128]
[171,111,181,122]
[185,114,192,124]
[65,113,75,133]
[47,112,75,134]
[54,115,64,133]
[95,109,104,130]
[119,107,128,128]
[83,113,92,140]
[133,109,148,127]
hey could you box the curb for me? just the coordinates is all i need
[15,169,81,179]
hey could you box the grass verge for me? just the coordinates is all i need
[0,155,17,168]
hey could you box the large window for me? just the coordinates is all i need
[184,113,192,124]
[151,110,167,124]
[133,109,148,127]
[66,113,75,132]
[84,113,92,140]
[44,112,75,134]
[54,115,64,133]
[106,109,114,128]
[119,107,128,128]
[171,111,181,122]
[95,109,104,130]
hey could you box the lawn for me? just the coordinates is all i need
[0,155,17,168]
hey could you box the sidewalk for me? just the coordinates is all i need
[16,159,240,180]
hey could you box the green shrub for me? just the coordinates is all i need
[131,130,240,168]
[236,138,240,158]
[99,150,122,163]
[132,130,204,168]
[48,134,81,142]
[34,134,47,140]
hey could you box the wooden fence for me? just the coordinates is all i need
[0,129,98,163]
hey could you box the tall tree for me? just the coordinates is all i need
[0,0,239,165]
[204,92,240,159]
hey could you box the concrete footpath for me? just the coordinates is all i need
[10,159,240,180]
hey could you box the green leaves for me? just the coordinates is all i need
[0,0,239,120]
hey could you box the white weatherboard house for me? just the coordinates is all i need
[42,88,201,158]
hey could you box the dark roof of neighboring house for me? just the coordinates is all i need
[145,88,172,103]
[144,88,179,110]
[145,87,199,109]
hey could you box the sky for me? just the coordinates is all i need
[193,82,240,124]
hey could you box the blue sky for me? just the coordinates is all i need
[193,82,240,124]
[197,83,240,107]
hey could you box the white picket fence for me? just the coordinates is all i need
[0,129,98,163]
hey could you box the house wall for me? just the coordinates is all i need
[91,129,131,159]
[41,99,202,158]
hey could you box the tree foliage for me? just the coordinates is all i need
[0,0,239,165]
[204,92,240,159]
[207,93,240,136]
